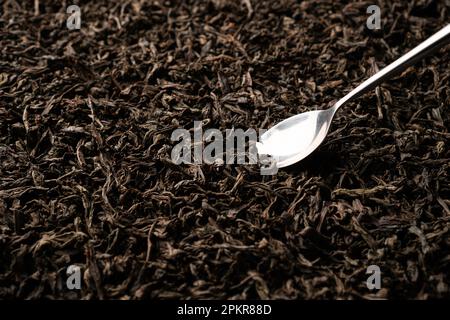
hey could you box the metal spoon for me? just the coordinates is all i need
[257,24,450,168]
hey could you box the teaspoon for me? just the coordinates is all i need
[257,24,450,168]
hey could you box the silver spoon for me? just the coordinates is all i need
[257,24,450,168]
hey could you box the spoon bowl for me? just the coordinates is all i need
[257,107,336,168]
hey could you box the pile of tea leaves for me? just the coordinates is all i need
[0,0,449,299]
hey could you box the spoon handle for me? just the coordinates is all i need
[335,24,450,110]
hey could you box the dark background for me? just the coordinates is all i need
[0,0,449,299]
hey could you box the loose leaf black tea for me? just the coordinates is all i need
[0,0,449,300]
